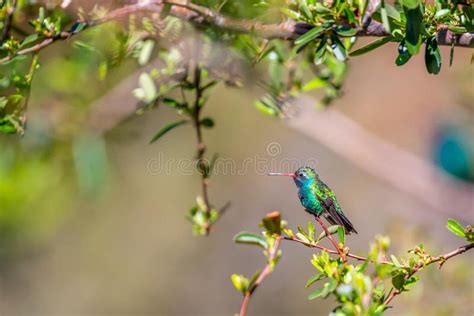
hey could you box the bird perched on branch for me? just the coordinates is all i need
[269,166,357,234]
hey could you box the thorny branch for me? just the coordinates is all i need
[1,0,473,64]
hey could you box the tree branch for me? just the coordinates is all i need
[0,1,159,64]
[191,65,213,235]
[282,236,393,265]
[239,237,282,316]
[1,0,472,65]
[315,216,347,262]
[383,243,474,306]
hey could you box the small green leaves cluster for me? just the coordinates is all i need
[289,0,473,74]
[133,32,230,235]
[187,196,220,236]
[234,213,473,315]
[447,218,474,242]
[285,220,346,247]
[232,212,283,295]
[0,54,39,134]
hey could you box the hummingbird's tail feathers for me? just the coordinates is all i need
[337,211,358,235]
[325,206,358,235]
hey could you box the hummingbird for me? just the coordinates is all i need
[269,167,358,234]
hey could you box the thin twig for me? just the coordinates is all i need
[315,216,347,262]
[0,1,158,64]
[383,243,474,306]
[283,236,393,265]
[191,65,213,234]
[239,237,282,316]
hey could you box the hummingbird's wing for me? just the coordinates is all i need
[315,180,358,235]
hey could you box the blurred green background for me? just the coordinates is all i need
[0,3,473,315]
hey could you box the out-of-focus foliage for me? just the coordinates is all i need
[0,140,71,254]
[2,0,472,135]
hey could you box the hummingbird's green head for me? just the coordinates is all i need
[294,167,317,187]
[268,166,317,188]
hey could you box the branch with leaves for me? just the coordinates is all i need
[232,212,473,315]
[135,51,230,234]
[1,0,473,233]
[1,0,473,65]
[1,0,473,133]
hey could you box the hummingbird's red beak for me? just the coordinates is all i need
[268,172,296,178]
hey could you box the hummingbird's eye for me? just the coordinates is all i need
[298,172,304,177]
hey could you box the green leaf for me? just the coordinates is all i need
[337,226,345,245]
[392,272,406,290]
[200,117,214,128]
[295,24,326,47]
[73,40,97,52]
[248,270,261,288]
[356,260,369,273]
[233,232,268,248]
[381,6,391,33]
[162,98,182,108]
[374,305,387,315]
[405,6,423,55]
[390,255,402,267]
[313,39,327,65]
[447,219,466,238]
[149,120,188,144]
[314,3,332,14]
[424,37,441,74]
[396,40,412,66]
[231,274,249,294]
[306,273,326,288]
[138,39,155,66]
[384,3,401,21]
[334,25,357,36]
[0,117,18,134]
[448,26,467,34]
[309,278,337,300]
[435,9,450,19]
[302,77,326,91]
[401,0,420,9]
[296,232,310,243]
[330,35,347,61]
[350,36,394,56]
[308,286,325,300]
[396,53,412,65]
[281,8,300,20]
[298,0,313,20]
[405,275,419,287]
[317,225,340,241]
[20,34,39,48]
[308,222,316,241]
